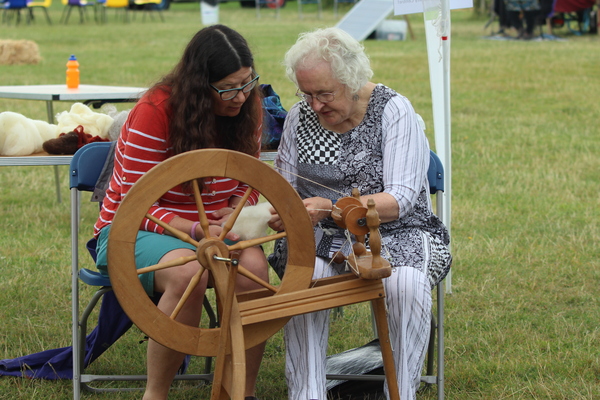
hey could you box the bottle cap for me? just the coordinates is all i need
[69,54,77,61]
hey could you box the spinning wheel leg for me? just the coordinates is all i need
[371,297,400,400]
[207,245,245,400]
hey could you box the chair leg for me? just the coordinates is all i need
[60,6,67,23]
[63,6,74,24]
[202,296,218,374]
[43,8,52,24]
[436,282,445,400]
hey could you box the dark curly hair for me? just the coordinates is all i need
[151,25,261,157]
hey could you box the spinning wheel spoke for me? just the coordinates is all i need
[227,231,287,252]
[137,255,197,275]
[146,213,198,246]
[192,179,212,239]
[237,264,278,293]
[170,266,206,320]
[219,186,254,241]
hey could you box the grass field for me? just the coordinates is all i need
[1,2,599,399]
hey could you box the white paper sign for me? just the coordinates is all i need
[394,0,473,15]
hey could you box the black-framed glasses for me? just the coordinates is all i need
[210,74,260,101]
[295,89,337,104]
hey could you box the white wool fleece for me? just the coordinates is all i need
[229,202,273,241]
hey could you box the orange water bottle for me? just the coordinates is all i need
[66,55,80,89]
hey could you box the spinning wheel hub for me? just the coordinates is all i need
[196,238,230,269]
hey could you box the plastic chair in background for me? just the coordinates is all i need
[99,0,129,23]
[325,150,447,400]
[27,0,53,24]
[60,0,96,24]
[2,0,30,25]
[132,0,165,22]
[297,0,321,20]
[69,142,214,399]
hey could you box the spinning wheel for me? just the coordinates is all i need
[107,149,400,400]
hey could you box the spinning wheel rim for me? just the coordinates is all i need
[107,149,315,356]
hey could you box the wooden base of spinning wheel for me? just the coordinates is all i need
[107,149,400,400]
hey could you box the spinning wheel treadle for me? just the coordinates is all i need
[107,149,400,400]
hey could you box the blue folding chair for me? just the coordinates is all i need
[69,142,214,399]
[2,0,30,25]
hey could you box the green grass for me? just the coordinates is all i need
[1,3,600,399]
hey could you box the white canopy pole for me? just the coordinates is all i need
[423,0,453,293]
[394,0,469,293]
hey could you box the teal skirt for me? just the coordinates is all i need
[95,225,196,297]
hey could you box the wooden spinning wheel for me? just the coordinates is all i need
[107,149,400,400]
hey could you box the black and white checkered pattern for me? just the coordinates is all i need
[296,103,340,164]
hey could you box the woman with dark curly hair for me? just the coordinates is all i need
[93,25,266,400]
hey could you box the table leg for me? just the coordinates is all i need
[46,100,63,203]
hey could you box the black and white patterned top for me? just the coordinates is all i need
[275,84,450,275]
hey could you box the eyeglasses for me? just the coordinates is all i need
[295,89,337,104]
[210,74,260,101]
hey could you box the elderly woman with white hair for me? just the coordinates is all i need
[268,27,452,400]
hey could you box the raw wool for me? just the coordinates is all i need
[229,202,273,241]
[32,119,60,144]
[0,40,41,65]
[56,103,114,139]
[0,111,59,155]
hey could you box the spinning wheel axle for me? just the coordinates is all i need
[213,255,239,265]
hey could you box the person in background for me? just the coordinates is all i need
[93,25,266,400]
[269,27,452,400]
[505,0,542,39]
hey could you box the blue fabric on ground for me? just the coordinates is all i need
[0,290,132,379]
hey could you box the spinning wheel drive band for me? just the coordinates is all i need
[107,149,315,357]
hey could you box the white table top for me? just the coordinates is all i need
[0,84,147,102]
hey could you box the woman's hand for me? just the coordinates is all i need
[210,207,235,226]
[166,215,240,242]
[303,197,333,226]
[202,224,240,242]
[268,205,284,232]
[268,197,333,231]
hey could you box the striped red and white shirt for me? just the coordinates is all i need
[94,89,261,238]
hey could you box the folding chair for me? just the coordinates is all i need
[132,0,165,22]
[326,150,446,400]
[99,0,129,24]
[27,0,53,25]
[60,0,96,24]
[69,142,214,400]
[2,0,30,25]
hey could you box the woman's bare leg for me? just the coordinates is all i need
[143,249,208,400]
